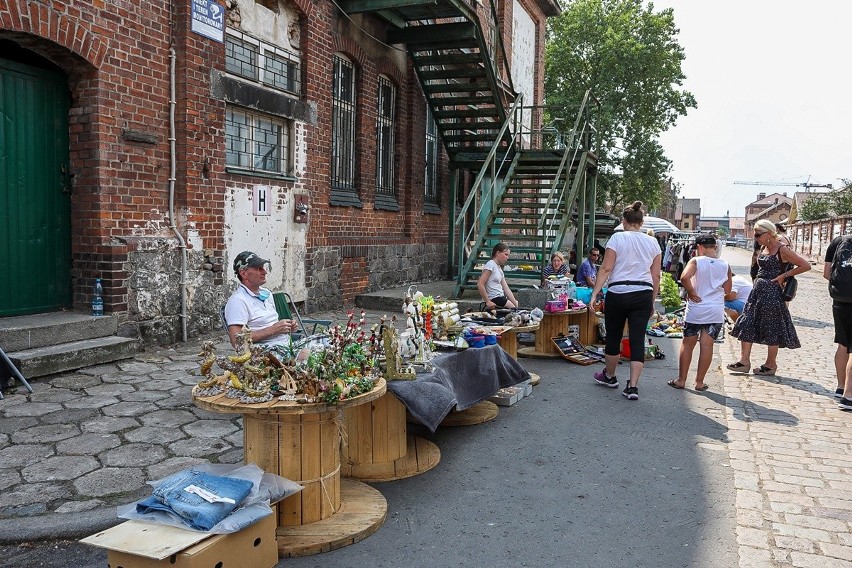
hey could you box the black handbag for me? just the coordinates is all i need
[782,276,797,301]
[776,247,797,301]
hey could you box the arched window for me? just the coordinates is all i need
[375,75,397,208]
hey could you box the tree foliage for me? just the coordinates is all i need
[545,0,696,211]
[799,195,831,221]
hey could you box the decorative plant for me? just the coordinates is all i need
[660,272,682,309]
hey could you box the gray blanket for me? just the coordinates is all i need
[387,345,531,432]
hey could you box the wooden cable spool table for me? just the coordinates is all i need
[192,379,387,558]
[341,390,440,482]
[518,308,599,358]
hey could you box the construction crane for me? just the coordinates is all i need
[733,179,833,191]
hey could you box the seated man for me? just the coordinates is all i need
[575,247,600,287]
[724,272,753,322]
[224,251,296,348]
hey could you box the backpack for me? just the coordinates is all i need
[829,235,852,303]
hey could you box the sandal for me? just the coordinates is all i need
[753,365,776,376]
[726,362,749,372]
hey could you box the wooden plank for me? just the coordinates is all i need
[80,521,210,560]
[371,395,389,464]
[279,415,303,527]
[390,394,407,458]
[319,411,339,517]
[300,414,322,524]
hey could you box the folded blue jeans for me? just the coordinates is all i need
[136,469,253,531]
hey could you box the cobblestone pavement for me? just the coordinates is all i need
[1,246,850,567]
[719,246,852,567]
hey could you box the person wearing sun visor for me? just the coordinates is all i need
[223,251,296,348]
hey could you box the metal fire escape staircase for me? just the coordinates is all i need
[338,0,598,296]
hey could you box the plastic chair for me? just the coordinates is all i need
[272,292,331,336]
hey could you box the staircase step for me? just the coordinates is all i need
[420,68,487,81]
[8,336,139,379]
[390,22,479,47]
[433,108,499,119]
[422,81,491,94]
[0,312,119,352]
[413,53,483,66]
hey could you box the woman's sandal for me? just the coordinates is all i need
[726,361,749,372]
[753,365,776,376]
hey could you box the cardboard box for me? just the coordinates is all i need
[489,387,522,406]
[103,513,278,568]
[515,379,533,397]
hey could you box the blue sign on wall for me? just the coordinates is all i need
[191,0,225,43]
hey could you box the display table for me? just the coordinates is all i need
[493,323,539,359]
[518,309,599,358]
[341,391,440,482]
[192,380,387,558]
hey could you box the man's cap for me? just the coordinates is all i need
[694,233,717,246]
[233,251,269,273]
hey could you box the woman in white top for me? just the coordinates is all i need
[477,242,518,310]
[589,202,662,400]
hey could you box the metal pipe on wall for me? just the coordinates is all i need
[168,47,188,342]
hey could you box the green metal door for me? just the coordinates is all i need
[0,59,72,316]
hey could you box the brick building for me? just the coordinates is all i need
[0,0,557,344]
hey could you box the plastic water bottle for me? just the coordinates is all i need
[92,278,104,316]
[567,280,577,300]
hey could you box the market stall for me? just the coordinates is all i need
[518,308,600,357]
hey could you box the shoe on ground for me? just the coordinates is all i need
[839,397,852,411]
[594,370,618,388]
[836,387,845,398]
[622,386,639,400]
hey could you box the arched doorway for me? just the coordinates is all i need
[0,55,72,316]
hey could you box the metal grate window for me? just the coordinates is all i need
[226,107,292,175]
[376,76,396,197]
[425,105,439,205]
[225,30,301,96]
[331,54,356,191]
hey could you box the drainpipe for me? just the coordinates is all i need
[169,47,188,342]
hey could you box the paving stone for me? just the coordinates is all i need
[41,408,99,425]
[820,542,852,562]
[64,395,120,409]
[154,394,194,409]
[784,513,847,532]
[102,401,159,417]
[738,545,773,567]
[99,372,149,385]
[772,522,831,542]
[123,425,186,444]
[165,360,199,371]
[84,383,135,397]
[118,390,171,403]
[0,416,37,435]
[146,457,209,480]
[77,363,121,376]
[736,526,770,549]
[22,456,100,482]
[47,374,102,389]
[116,361,162,375]
[134,352,170,363]
[138,409,196,427]
[26,389,82,404]
[54,499,105,514]
[0,468,21,491]
[1,402,62,417]
[182,419,239,438]
[1,502,48,518]
[789,551,851,568]
[82,416,140,434]
[0,481,68,507]
[168,437,233,458]
[100,443,168,467]
[0,444,54,468]
[217,448,244,464]
[774,535,816,553]
[11,423,80,444]
[74,467,146,498]
[56,432,122,455]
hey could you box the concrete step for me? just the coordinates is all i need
[0,312,118,352]
[7,336,139,379]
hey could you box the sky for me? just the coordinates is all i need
[651,1,851,217]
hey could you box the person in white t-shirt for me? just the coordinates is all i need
[588,201,662,401]
[223,251,296,348]
[477,242,518,310]
[667,235,732,391]
[724,273,753,321]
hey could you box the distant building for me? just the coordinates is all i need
[789,190,833,224]
[744,192,792,234]
[728,217,745,239]
[675,198,701,231]
[653,178,677,221]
